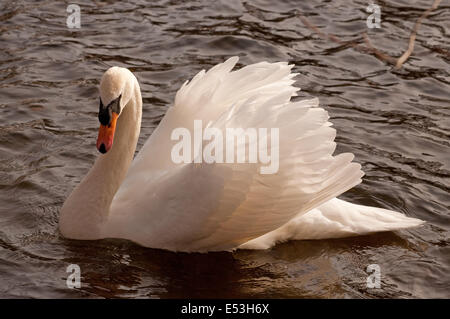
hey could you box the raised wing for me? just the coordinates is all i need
[107,57,364,252]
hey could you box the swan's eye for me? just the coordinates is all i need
[98,94,121,126]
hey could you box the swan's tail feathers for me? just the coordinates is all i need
[239,198,425,250]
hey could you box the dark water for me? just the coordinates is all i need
[0,0,449,298]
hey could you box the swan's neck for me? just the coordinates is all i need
[60,80,142,239]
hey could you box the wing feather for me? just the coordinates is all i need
[108,57,364,252]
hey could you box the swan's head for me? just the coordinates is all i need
[97,66,134,154]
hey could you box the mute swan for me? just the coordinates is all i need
[59,57,424,252]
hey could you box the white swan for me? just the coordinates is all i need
[59,57,424,252]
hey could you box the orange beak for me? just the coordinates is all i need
[96,112,119,154]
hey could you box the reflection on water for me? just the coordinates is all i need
[0,0,448,298]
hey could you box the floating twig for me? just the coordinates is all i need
[297,0,442,69]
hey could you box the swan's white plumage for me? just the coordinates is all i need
[60,57,424,252]
[239,198,424,249]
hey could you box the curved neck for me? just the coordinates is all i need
[59,79,142,239]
